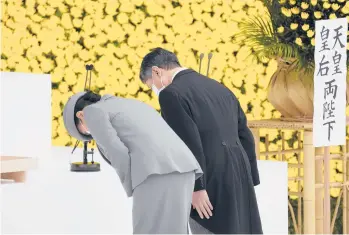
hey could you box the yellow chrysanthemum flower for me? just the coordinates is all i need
[311,38,315,46]
[314,11,322,19]
[16,59,30,73]
[61,13,73,29]
[55,56,67,69]
[289,0,296,5]
[345,1,349,8]
[52,105,62,119]
[130,10,144,25]
[105,1,120,15]
[72,18,83,28]
[117,12,129,24]
[342,6,349,14]
[301,12,309,19]
[301,2,309,9]
[295,38,303,46]
[311,0,317,6]
[290,23,298,30]
[331,3,340,11]
[130,0,144,7]
[302,24,309,31]
[37,5,47,16]
[329,13,337,19]
[281,7,292,17]
[58,82,69,94]
[323,2,331,9]
[291,7,300,14]
[277,26,285,33]
[70,6,82,18]
[307,30,314,38]
[40,57,54,73]
[31,14,43,23]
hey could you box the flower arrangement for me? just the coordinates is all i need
[239,0,349,74]
[3,0,275,146]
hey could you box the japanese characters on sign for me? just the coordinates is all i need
[313,18,347,147]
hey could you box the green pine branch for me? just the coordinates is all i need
[238,12,301,65]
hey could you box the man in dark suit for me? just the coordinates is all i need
[139,47,263,234]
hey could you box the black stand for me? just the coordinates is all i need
[70,141,101,172]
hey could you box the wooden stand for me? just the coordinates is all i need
[303,130,316,234]
[1,156,37,183]
[248,118,349,234]
[315,147,324,234]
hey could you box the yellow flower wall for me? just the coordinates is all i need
[1,0,348,197]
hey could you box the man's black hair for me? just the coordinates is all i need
[139,47,181,82]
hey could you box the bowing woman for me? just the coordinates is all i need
[63,91,203,234]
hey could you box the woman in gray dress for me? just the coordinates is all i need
[63,91,203,234]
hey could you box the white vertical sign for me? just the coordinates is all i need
[313,18,347,147]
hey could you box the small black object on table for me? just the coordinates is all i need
[70,141,100,172]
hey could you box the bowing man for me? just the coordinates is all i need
[139,47,263,234]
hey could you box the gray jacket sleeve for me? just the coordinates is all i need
[83,105,133,197]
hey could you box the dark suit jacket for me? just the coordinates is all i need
[159,69,262,234]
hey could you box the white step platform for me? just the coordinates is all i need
[1,146,288,234]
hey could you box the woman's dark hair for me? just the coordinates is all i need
[74,91,101,125]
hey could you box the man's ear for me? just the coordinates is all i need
[152,66,160,76]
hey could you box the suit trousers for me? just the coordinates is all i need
[132,171,195,234]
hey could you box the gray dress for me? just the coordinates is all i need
[83,95,203,234]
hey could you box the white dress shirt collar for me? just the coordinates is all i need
[172,67,188,81]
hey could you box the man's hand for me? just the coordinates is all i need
[192,190,213,219]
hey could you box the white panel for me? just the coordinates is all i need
[0,72,52,158]
[255,160,288,234]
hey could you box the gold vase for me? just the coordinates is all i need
[267,58,349,119]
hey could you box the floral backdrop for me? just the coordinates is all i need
[1,0,349,202]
